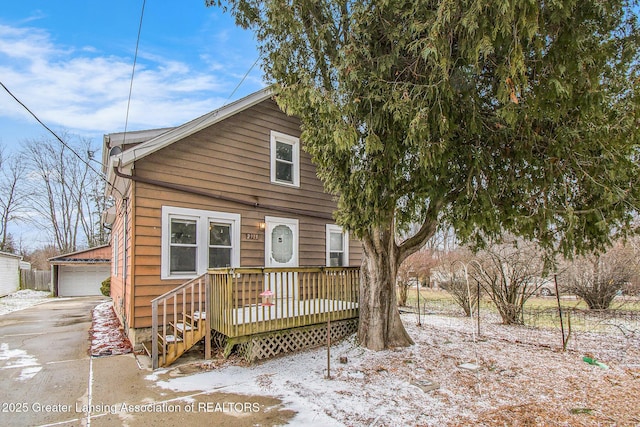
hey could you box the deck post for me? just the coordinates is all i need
[205,273,212,360]
[151,299,159,370]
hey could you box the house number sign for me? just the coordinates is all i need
[245,233,260,240]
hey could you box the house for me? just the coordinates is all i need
[48,245,111,297]
[103,88,362,365]
[0,251,22,297]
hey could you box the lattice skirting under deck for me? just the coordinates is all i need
[217,319,358,362]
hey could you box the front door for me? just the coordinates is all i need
[265,217,299,301]
[265,216,299,268]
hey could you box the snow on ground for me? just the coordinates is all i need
[90,301,132,357]
[0,290,52,316]
[5,290,637,425]
[0,343,43,381]
[148,313,640,426]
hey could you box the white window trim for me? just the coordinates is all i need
[326,224,349,267]
[161,206,241,280]
[270,130,300,187]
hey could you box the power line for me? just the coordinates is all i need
[0,81,123,198]
[129,53,262,162]
[122,0,147,143]
[223,56,261,106]
[3,0,259,197]
[0,81,101,179]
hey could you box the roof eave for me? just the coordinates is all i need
[119,87,273,167]
[47,244,111,262]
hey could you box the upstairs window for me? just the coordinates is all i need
[270,131,300,187]
[326,224,349,267]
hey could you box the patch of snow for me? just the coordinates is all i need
[0,290,51,316]
[90,301,132,357]
[18,366,42,381]
[0,343,42,381]
[150,312,640,426]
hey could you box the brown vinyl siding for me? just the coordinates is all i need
[126,98,362,329]
[109,185,134,328]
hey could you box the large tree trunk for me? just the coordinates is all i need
[357,227,414,350]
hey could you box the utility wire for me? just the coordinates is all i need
[0,81,124,198]
[223,56,261,106]
[126,0,260,164]
[121,0,146,143]
[1,81,105,181]
[0,1,147,200]
[130,53,262,162]
[3,0,258,193]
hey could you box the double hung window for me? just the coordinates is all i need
[270,131,300,187]
[326,224,349,267]
[162,206,240,279]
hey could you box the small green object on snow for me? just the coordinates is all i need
[570,408,594,415]
[582,356,609,370]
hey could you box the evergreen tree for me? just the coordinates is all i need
[212,0,640,349]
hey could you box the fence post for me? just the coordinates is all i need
[477,280,481,336]
[554,274,566,351]
[326,317,331,379]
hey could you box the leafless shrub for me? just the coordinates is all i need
[560,242,639,309]
[397,249,437,306]
[468,240,545,325]
[436,250,479,317]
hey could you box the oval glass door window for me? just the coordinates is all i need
[271,225,293,263]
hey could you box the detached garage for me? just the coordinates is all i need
[49,245,111,297]
[0,251,22,297]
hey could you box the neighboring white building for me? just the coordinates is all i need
[0,251,22,297]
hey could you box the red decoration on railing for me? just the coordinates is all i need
[259,289,275,306]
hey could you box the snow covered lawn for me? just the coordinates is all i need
[148,313,640,426]
[0,289,52,316]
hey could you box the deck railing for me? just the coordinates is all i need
[209,267,360,338]
[151,274,209,369]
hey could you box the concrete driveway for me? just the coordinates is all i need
[0,297,294,427]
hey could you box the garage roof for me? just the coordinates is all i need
[48,245,111,265]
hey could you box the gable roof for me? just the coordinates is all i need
[111,87,273,168]
[102,127,175,174]
[48,245,111,264]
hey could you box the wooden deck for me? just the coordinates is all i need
[150,267,359,368]
[209,267,360,338]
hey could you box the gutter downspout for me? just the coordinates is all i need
[112,165,335,221]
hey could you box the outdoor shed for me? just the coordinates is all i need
[49,245,111,297]
[0,251,22,297]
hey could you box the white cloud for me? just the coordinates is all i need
[0,23,264,138]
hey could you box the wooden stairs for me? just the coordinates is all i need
[149,275,211,369]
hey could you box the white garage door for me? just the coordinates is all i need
[59,265,110,296]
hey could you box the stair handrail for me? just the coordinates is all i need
[151,273,208,369]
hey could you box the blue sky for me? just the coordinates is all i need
[0,0,264,154]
